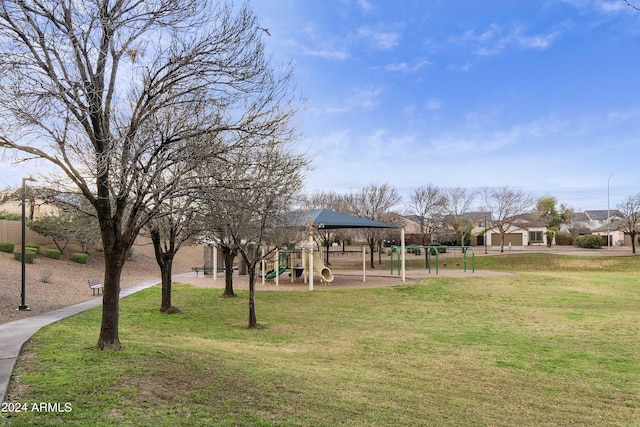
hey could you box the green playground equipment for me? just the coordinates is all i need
[390,245,475,275]
[265,266,288,280]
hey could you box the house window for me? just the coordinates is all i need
[529,231,543,243]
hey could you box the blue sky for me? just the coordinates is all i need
[250,0,640,211]
[1,0,638,213]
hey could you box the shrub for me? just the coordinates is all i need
[573,234,603,249]
[0,210,21,221]
[13,251,36,263]
[71,252,89,264]
[429,247,447,255]
[555,232,573,246]
[40,269,53,283]
[45,248,62,260]
[26,243,40,252]
[0,242,14,253]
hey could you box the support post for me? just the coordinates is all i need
[401,228,406,282]
[18,177,35,311]
[362,246,366,282]
[309,237,314,291]
[275,248,279,287]
[261,247,266,286]
[212,245,218,281]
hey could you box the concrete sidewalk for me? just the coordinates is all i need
[0,272,196,403]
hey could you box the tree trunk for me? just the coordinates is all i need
[325,241,331,265]
[247,263,259,329]
[151,229,179,314]
[369,241,375,269]
[159,257,178,313]
[96,249,125,350]
[221,247,237,298]
[631,232,637,254]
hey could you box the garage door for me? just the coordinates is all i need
[490,233,523,246]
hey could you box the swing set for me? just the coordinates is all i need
[390,245,475,275]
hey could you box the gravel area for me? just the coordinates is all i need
[0,244,203,325]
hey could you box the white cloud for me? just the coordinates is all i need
[358,25,402,50]
[561,0,634,14]
[449,24,562,56]
[447,62,472,72]
[426,98,442,110]
[356,0,374,13]
[302,46,350,60]
[428,136,478,155]
[291,22,350,60]
[383,59,431,73]
[326,86,382,113]
[516,29,561,49]
[598,1,629,13]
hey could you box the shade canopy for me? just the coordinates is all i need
[289,209,397,229]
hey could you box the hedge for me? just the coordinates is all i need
[573,234,603,249]
[45,249,62,260]
[13,251,36,263]
[0,242,14,253]
[71,252,89,264]
[25,243,40,252]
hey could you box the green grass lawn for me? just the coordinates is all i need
[3,255,640,426]
[402,251,640,273]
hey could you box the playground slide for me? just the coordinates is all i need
[265,266,287,280]
[312,251,334,283]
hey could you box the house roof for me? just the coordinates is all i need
[513,212,549,227]
[463,211,492,221]
[585,210,621,221]
[288,209,397,229]
[592,219,624,233]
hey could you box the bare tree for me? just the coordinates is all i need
[616,193,640,254]
[148,191,204,313]
[348,183,401,268]
[444,187,477,246]
[483,186,534,252]
[0,1,299,349]
[203,140,308,328]
[625,1,640,11]
[407,184,447,246]
[302,190,351,263]
[28,192,101,253]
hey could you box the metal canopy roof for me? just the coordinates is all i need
[290,209,397,229]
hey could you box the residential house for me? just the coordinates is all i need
[565,209,625,246]
[485,212,551,247]
[433,211,492,247]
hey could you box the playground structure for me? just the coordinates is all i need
[203,209,405,290]
[390,245,475,275]
[259,245,335,287]
[309,248,334,283]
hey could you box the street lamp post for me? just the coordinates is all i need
[607,174,614,251]
[18,176,36,311]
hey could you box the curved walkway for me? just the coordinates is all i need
[0,272,195,403]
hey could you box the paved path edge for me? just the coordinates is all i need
[0,272,196,403]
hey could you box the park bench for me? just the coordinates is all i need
[88,278,103,296]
